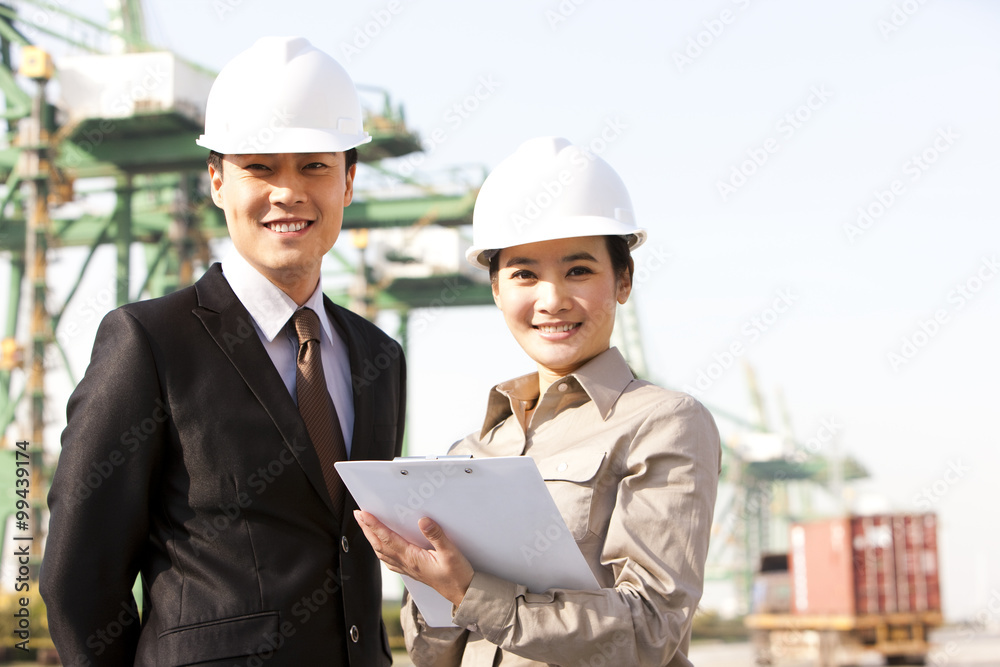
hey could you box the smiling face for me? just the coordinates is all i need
[493,236,632,391]
[209,152,356,304]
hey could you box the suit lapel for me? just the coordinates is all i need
[325,297,375,463]
[192,264,339,518]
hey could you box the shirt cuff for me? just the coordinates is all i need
[452,571,518,642]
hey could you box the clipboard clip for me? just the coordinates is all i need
[393,454,475,476]
[392,455,473,461]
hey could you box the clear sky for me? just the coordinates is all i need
[11,0,998,620]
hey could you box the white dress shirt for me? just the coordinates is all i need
[221,250,354,454]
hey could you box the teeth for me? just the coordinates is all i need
[268,221,307,233]
[538,324,576,333]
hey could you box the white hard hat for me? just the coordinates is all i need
[466,136,646,269]
[196,36,372,154]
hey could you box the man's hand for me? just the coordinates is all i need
[354,510,474,607]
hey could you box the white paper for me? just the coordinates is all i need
[336,456,600,627]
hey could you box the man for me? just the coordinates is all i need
[40,37,404,666]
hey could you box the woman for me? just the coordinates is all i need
[355,137,721,666]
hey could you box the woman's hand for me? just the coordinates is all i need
[354,510,475,607]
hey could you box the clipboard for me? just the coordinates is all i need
[336,456,600,627]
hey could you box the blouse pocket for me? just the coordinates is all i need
[537,452,607,541]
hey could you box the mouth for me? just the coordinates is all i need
[263,219,311,233]
[534,323,581,334]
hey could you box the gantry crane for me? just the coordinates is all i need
[702,363,869,616]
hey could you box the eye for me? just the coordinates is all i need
[244,163,270,172]
[567,265,595,277]
[303,162,329,170]
[510,269,536,281]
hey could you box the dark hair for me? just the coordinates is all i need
[207,148,359,179]
[488,235,635,287]
[207,150,223,174]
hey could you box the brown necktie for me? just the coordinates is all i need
[292,307,348,518]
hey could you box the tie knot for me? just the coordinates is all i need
[292,308,321,345]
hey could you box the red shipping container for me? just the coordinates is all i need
[789,514,940,616]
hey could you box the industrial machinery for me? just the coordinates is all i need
[745,514,943,666]
[703,364,870,616]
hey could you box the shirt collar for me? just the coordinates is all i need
[221,249,335,344]
[480,347,636,438]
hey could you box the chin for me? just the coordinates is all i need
[537,355,584,372]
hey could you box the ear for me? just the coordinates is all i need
[208,163,224,208]
[616,258,634,305]
[343,162,357,206]
[492,281,502,310]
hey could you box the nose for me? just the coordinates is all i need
[269,171,308,206]
[536,280,571,315]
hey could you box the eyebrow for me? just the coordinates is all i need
[561,252,598,263]
[504,251,598,268]
[233,152,335,163]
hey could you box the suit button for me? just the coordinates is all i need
[350,625,359,642]
[341,536,349,553]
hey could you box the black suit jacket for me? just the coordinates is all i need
[41,264,405,666]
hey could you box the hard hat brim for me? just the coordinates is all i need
[196,127,372,155]
[465,221,647,270]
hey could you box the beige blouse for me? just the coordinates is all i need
[402,347,722,666]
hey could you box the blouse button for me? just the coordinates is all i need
[558,383,569,392]
[341,536,350,553]
[557,462,568,472]
[350,625,360,642]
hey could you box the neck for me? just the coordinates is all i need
[262,266,321,306]
[282,282,318,307]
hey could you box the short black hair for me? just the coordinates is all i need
[207,150,223,174]
[207,148,359,179]
[488,234,635,287]
[345,147,358,170]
